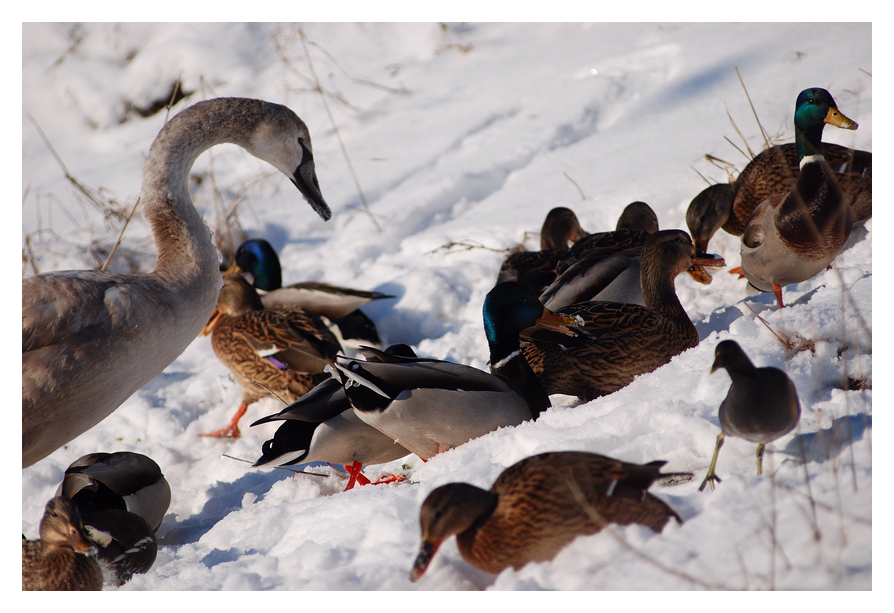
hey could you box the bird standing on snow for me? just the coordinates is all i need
[699,340,802,491]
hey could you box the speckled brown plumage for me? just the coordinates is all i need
[203,273,342,437]
[686,141,870,252]
[522,230,703,400]
[496,207,587,293]
[410,451,687,579]
[23,497,103,591]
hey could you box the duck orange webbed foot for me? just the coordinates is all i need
[728,266,744,278]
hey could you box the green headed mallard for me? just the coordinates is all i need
[739,88,860,307]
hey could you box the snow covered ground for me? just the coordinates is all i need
[21,22,872,592]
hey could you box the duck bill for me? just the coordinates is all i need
[409,540,440,582]
[223,261,244,276]
[536,308,583,337]
[825,106,858,131]
[67,525,95,554]
[201,308,223,337]
[687,253,726,285]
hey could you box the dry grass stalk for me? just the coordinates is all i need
[564,475,723,590]
[297,28,382,232]
[427,240,511,256]
[563,171,586,200]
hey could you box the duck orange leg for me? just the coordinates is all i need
[343,461,371,491]
[200,403,247,438]
[773,284,786,308]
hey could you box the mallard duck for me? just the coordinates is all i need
[699,341,801,491]
[251,345,414,490]
[687,141,871,253]
[55,451,171,585]
[232,238,395,344]
[496,207,587,294]
[23,497,103,591]
[22,98,331,468]
[315,285,573,461]
[739,88,860,308]
[554,201,659,274]
[201,273,342,438]
[409,451,688,580]
[521,230,715,400]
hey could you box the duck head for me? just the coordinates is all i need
[794,88,858,160]
[483,282,580,361]
[540,207,588,250]
[410,482,498,582]
[201,273,265,335]
[234,239,283,292]
[39,497,95,554]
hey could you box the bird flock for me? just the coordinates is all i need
[22,85,870,589]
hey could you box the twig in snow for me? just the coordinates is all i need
[564,172,586,200]
[299,28,383,232]
[427,240,511,256]
[564,475,724,590]
[101,197,141,271]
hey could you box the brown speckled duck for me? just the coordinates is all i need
[23,497,103,591]
[22,98,331,468]
[687,141,870,253]
[496,207,587,294]
[521,230,714,400]
[232,238,395,344]
[699,341,801,491]
[739,88,860,308]
[56,451,171,585]
[409,451,688,580]
[201,273,342,438]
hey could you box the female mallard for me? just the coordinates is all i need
[23,497,103,591]
[740,88,860,307]
[251,345,415,490]
[409,451,688,580]
[201,273,342,438]
[522,230,714,400]
[699,341,801,491]
[496,207,587,294]
[22,98,331,468]
[687,141,870,253]
[232,238,395,344]
[55,451,171,585]
[299,284,571,461]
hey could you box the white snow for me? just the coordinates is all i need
[21,22,873,594]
